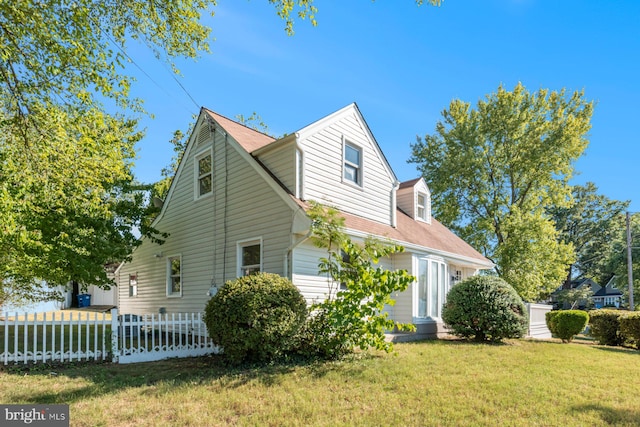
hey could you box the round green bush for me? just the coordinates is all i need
[442,275,528,342]
[588,309,626,346]
[203,273,307,364]
[547,310,589,343]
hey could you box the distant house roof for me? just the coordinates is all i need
[593,287,623,297]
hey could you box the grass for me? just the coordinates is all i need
[1,339,639,426]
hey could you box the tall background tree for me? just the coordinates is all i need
[409,82,594,301]
[549,182,629,288]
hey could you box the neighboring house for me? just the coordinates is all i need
[115,103,493,338]
[551,277,623,310]
[592,277,623,309]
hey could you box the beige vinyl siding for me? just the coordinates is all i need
[256,141,297,194]
[396,187,415,218]
[118,122,295,315]
[291,241,332,304]
[300,112,394,225]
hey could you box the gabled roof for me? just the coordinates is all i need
[398,178,422,189]
[290,197,492,268]
[204,109,276,152]
[201,106,491,268]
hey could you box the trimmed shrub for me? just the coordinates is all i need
[545,311,561,336]
[619,312,640,349]
[588,309,626,346]
[547,310,589,343]
[442,275,528,342]
[203,273,307,364]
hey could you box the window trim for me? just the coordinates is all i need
[128,274,138,297]
[194,148,213,200]
[237,238,263,277]
[414,256,448,321]
[416,191,431,223]
[342,139,363,188]
[166,254,183,298]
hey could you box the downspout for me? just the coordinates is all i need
[294,133,305,200]
[391,180,400,228]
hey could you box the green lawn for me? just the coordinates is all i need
[1,339,639,426]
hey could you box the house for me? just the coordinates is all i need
[115,103,493,338]
[551,277,623,310]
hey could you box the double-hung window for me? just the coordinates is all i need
[195,150,213,198]
[238,239,262,276]
[417,193,428,221]
[167,255,182,297]
[343,141,362,186]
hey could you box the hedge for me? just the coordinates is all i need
[619,312,640,349]
[545,310,589,343]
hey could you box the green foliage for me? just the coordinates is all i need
[545,311,561,336]
[442,275,528,342]
[409,82,593,302]
[549,182,629,284]
[619,312,640,349]
[203,273,307,364]
[0,103,164,305]
[546,310,589,343]
[553,287,594,310]
[301,202,415,358]
[588,309,627,346]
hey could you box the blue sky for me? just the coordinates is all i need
[125,0,640,211]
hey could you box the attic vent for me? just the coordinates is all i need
[198,124,211,145]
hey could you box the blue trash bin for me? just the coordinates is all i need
[77,294,91,308]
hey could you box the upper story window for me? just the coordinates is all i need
[238,239,262,276]
[417,192,428,221]
[167,255,182,297]
[343,141,363,186]
[195,150,213,199]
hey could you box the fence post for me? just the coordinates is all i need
[111,308,119,363]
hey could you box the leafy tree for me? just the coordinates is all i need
[549,182,629,287]
[553,287,594,310]
[301,202,415,358]
[409,82,593,301]
[0,102,162,307]
[599,213,640,308]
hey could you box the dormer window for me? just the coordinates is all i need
[417,192,429,222]
[343,141,362,186]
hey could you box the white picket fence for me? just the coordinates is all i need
[1,309,218,365]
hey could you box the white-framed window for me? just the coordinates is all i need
[238,238,262,276]
[195,149,213,199]
[417,193,427,221]
[128,274,138,297]
[166,255,182,297]
[343,140,363,186]
[416,258,448,319]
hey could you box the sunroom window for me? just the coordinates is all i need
[417,258,448,319]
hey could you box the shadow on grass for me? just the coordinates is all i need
[0,352,370,405]
[573,404,640,425]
